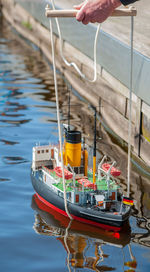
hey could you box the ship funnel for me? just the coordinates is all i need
[64,130,81,167]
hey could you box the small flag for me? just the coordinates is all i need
[123,196,134,206]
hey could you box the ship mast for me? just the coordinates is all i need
[67,88,71,131]
[93,106,97,185]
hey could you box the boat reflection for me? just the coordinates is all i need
[31,194,137,272]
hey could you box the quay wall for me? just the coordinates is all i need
[1,0,150,171]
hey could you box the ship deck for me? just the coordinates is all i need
[47,168,119,193]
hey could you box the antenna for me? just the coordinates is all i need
[68,86,71,131]
[92,106,97,185]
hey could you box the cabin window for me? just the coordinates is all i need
[67,192,71,201]
[76,194,79,203]
[46,149,49,153]
[51,148,54,159]
[110,192,116,201]
[42,150,44,153]
[37,150,40,154]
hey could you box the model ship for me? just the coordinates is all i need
[31,115,133,232]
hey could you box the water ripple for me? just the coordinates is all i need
[2,156,28,165]
[0,82,46,88]
[0,118,31,126]
[0,178,10,182]
[0,139,19,145]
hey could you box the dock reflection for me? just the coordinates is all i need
[31,194,137,272]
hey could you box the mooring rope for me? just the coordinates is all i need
[51,0,101,83]
[127,16,134,197]
[64,220,73,272]
[49,18,72,220]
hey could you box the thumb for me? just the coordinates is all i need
[73,3,84,10]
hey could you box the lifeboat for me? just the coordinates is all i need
[78,178,95,189]
[102,163,121,177]
[54,166,73,180]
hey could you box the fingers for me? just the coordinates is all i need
[82,16,90,25]
[75,1,91,25]
[74,0,116,25]
[76,10,85,22]
[75,2,88,23]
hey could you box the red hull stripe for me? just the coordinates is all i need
[36,193,121,232]
[36,192,68,217]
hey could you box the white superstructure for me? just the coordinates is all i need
[32,144,61,170]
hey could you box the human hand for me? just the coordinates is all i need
[74,0,121,24]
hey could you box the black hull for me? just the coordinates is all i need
[31,171,131,231]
